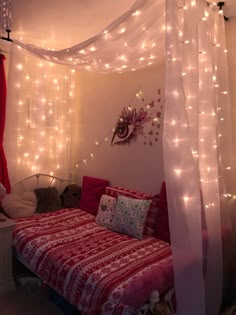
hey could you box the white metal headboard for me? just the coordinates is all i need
[11,173,72,195]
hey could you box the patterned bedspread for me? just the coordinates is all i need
[13,208,173,315]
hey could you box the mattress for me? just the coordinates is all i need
[12,208,173,315]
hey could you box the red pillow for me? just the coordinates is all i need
[79,176,109,215]
[105,186,159,236]
[155,182,171,243]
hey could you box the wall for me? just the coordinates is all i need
[74,62,166,195]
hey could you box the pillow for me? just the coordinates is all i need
[105,186,159,236]
[79,176,109,215]
[112,195,151,240]
[1,194,36,218]
[95,194,117,228]
[34,187,61,213]
[155,182,171,243]
[20,191,37,203]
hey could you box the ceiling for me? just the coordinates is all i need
[208,0,236,17]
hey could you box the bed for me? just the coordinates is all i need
[2,174,174,315]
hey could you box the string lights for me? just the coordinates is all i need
[164,1,232,314]
[5,45,77,182]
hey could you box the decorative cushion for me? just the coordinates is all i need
[105,186,159,236]
[34,187,61,213]
[95,194,117,228]
[1,194,36,218]
[20,191,37,203]
[79,176,109,215]
[112,195,151,240]
[155,182,170,243]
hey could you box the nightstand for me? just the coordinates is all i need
[0,213,16,295]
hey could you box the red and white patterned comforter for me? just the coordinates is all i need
[13,208,173,315]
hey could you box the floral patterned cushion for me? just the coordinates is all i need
[112,195,151,240]
[105,186,159,236]
[95,194,117,228]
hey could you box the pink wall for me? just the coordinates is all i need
[74,63,165,195]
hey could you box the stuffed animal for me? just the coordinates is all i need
[60,184,81,208]
[149,289,175,315]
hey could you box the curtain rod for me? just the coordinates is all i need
[217,2,229,21]
[0,30,13,42]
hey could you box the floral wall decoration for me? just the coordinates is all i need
[111,89,163,146]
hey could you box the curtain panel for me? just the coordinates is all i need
[0,53,11,192]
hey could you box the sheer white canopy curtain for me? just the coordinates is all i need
[4,44,78,184]
[2,0,233,314]
[164,1,233,315]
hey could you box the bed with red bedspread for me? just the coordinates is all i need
[12,207,173,315]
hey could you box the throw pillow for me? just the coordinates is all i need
[112,195,151,240]
[34,187,61,213]
[1,194,36,218]
[79,176,109,215]
[105,186,159,236]
[20,191,37,204]
[95,194,117,228]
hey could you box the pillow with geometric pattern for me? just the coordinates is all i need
[105,186,159,236]
[111,195,151,240]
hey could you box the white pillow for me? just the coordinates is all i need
[20,191,37,204]
[1,194,36,218]
[96,194,117,228]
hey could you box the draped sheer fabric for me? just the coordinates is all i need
[4,45,77,185]
[13,0,165,74]
[164,1,232,315]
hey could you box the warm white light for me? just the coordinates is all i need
[183,196,189,203]
[174,169,182,176]
[119,28,126,34]
[16,64,23,70]
[132,10,141,16]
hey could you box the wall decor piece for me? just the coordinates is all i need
[111,89,163,146]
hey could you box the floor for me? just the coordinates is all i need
[0,279,64,315]
[0,276,236,315]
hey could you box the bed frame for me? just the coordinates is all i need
[11,173,72,195]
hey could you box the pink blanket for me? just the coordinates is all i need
[13,208,173,315]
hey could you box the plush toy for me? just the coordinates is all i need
[149,289,175,315]
[60,184,81,208]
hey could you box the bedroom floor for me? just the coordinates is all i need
[0,281,64,315]
[0,278,236,315]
